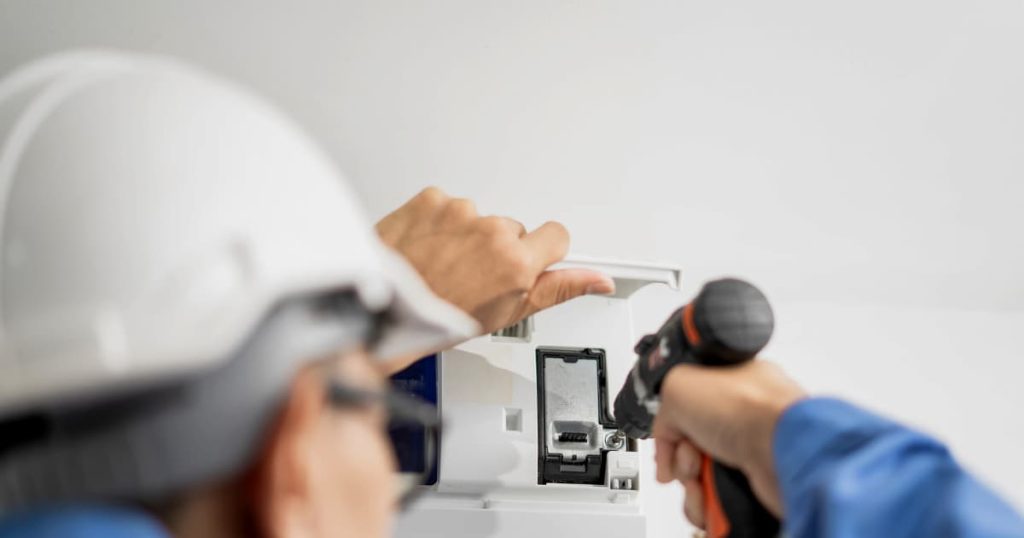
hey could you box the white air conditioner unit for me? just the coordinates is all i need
[393,257,681,538]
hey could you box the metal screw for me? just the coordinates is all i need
[605,431,626,450]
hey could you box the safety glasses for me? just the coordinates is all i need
[325,379,441,510]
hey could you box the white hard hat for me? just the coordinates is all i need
[0,50,478,418]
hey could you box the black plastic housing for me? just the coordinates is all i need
[535,347,615,486]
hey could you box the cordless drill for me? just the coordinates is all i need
[613,278,780,538]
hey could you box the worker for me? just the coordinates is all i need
[0,51,611,537]
[2,50,1021,538]
[652,361,1024,537]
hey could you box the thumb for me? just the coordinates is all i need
[522,269,615,317]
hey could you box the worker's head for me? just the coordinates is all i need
[0,51,476,535]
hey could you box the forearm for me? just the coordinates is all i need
[774,398,1024,538]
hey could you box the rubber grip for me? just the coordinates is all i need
[699,455,781,538]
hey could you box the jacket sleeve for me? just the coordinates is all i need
[0,505,170,538]
[774,397,1024,538]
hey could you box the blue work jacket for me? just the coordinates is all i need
[776,397,1024,537]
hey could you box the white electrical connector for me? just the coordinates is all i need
[606,450,640,492]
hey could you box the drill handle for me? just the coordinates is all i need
[700,455,780,538]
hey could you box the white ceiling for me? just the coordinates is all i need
[2,0,1022,310]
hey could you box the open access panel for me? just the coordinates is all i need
[536,347,628,487]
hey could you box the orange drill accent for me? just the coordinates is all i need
[683,303,702,346]
[701,455,732,538]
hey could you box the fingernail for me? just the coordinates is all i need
[585,277,615,296]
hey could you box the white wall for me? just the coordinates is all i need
[3,0,1023,532]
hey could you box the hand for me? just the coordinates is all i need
[376,187,615,335]
[652,361,805,528]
